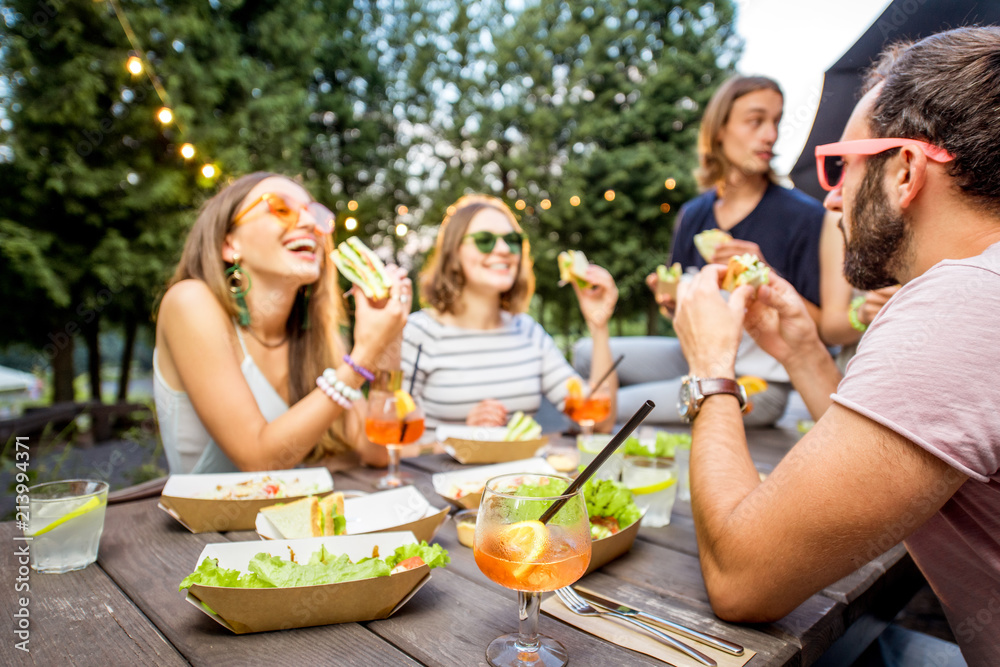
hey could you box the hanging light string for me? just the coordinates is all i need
[105,0,186,135]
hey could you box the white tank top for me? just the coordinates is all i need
[153,325,289,474]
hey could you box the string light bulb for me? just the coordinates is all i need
[570,196,581,207]
[540,199,551,210]
[515,199,526,210]
[157,107,173,124]
[348,200,358,211]
[345,217,358,231]
[604,190,615,202]
[126,56,143,75]
[179,143,195,159]
[201,164,217,179]
[664,178,676,190]
[395,223,408,237]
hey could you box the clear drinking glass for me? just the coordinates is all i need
[576,433,624,481]
[474,473,592,667]
[25,480,109,573]
[365,370,425,489]
[622,456,677,527]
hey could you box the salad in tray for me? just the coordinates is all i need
[180,542,449,590]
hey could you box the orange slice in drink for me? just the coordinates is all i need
[499,520,548,580]
[394,390,417,420]
[737,375,768,397]
[566,377,584,398]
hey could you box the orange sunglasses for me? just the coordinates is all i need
[232,193,335,234]
[815,138,954,191]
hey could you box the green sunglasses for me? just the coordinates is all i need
[463,230,525,254]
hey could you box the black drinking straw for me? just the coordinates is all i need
[538,399,655,525]
[399,344,423,443]
[589,354,625,396]
[407,344,423,395]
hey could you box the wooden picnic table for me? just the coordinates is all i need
[2,428,923,666]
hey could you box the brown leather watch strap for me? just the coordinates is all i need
[698,378,747,411]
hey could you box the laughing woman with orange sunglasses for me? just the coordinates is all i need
[153,172,409,473]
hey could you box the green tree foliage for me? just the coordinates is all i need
[412,0,739,338]
[0,0,405,400]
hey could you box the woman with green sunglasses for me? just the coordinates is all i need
[404,194,620,432]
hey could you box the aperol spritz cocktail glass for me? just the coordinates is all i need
[365,370,425,489]
[563,379,611,437]
[474,473,592,667]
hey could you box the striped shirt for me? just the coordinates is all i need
[402,310,579,427]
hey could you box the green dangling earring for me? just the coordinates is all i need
[298,284,313,330]
[226,253,252,326]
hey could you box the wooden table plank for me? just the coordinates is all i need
[368,567,668,667]
[580,571,798,666]
[1,523,187,667]
[96,498,419,667]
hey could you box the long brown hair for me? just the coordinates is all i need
[695,75,783,192]
[163,172,350,458]
[419,194,535,314]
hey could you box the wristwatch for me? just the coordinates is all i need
[678,375,749,423]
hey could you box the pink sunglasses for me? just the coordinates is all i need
[815,138,954,191]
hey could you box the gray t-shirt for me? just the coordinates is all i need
[833,241,1000,664]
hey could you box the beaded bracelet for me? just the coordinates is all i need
[316,376,353,409]
[848,295,869,333]
[322,368,363,402]
[342,354,375,382]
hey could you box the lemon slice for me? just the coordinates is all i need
[565,377,583,398]
[499,520,548,579]
[29,496,105,537]
[629,476,676,496]
[394,390,417,420]
[737,375,768,397]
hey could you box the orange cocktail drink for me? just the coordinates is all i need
[563,394,611,424]
[474,473,591,667]
[366,370,423,489]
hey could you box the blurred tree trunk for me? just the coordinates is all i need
[647,300,658,336]
[84,319,101,403]
[52,337,75,403]
[117,318,137,402]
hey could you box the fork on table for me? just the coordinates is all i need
[553,587,717,666]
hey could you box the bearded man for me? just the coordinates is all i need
[672,27,1000,665]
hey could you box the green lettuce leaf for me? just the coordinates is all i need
[623,432,691,458]
[384,542,451,569]
[583,478,641,533]
[179,542,450,590]
[178,557,271,591]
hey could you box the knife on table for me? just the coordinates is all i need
[575,589,745,656]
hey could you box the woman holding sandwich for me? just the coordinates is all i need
[404,193,620,431]
[154,172,409,474]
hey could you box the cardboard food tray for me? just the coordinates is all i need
[585,513,643,575]
[256,486,448,544]
[431,458,559,510]
[183,531,431,634]
[159,468,334,533]
[436,425,548,465]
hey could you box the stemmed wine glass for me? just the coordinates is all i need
[563,380,612,438]
[365,369,425,489]
[474,473,592,667]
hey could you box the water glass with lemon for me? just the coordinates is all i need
[24,480,109,573]
[622,456,677,527]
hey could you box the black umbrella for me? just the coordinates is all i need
[789,0,1000,200]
